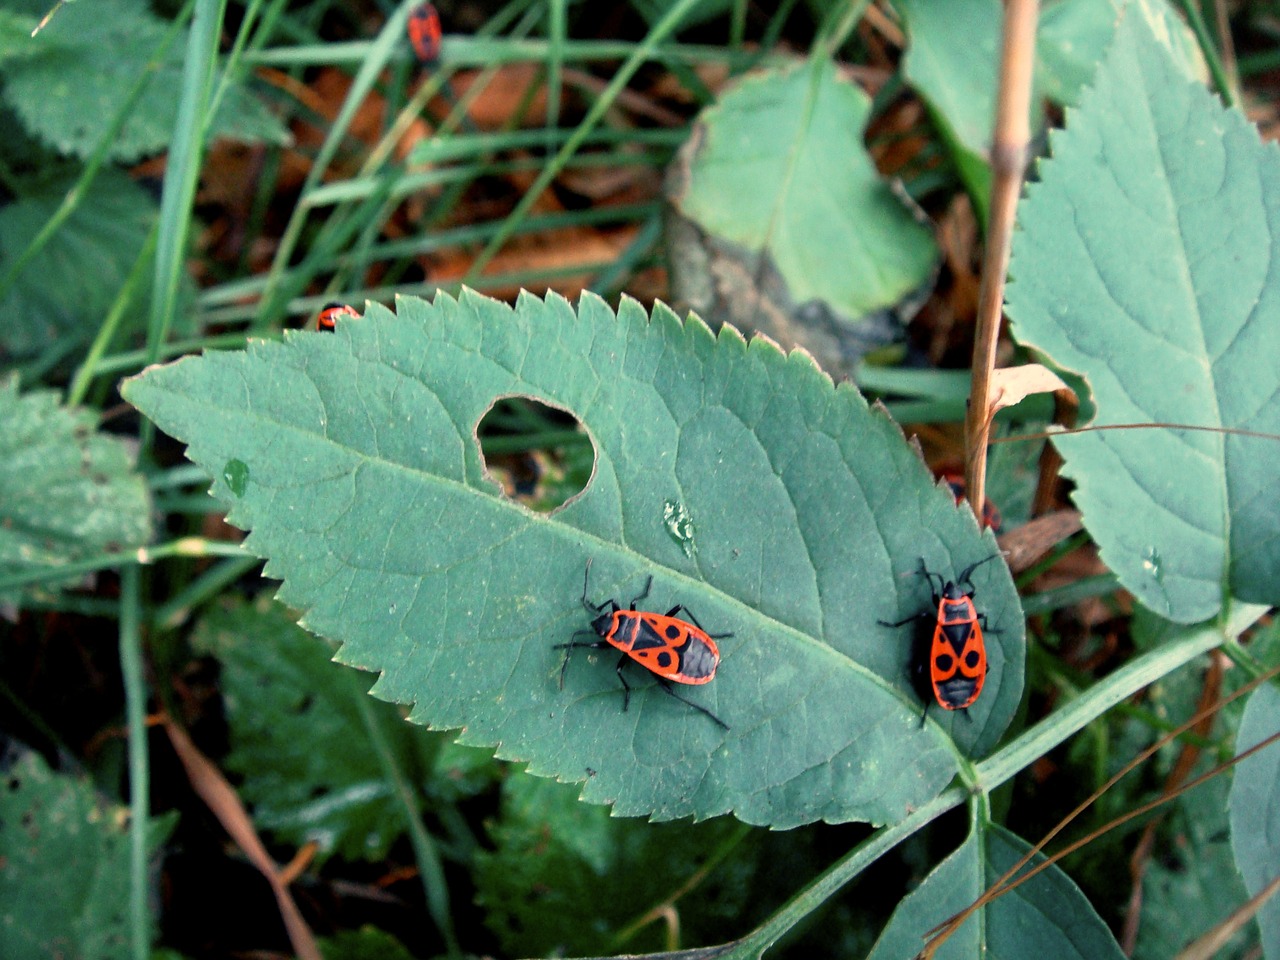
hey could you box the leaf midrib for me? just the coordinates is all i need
[1135,21,1232,604]
[133,369,958,738]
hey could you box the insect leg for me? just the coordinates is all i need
[879,612,929,628]
[580,559,608,614]
[664,604,734,639]
[615,654,633,710]
[554,632,610,689]
[657,678,729,730]
[629,576,653,610]
[916,557,946,598]
[957,553,1003,595]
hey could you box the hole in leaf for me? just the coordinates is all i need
[476,396,594,513]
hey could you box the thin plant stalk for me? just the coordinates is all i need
[1176,0,1237,107]
[119,564,149,960]
[963,0,1038,523]
[143,0,228,453]
[258,1,420,326]
[546,0,566,151]
[461,0,707,285]
[348,676,461,958]
[67,224,159,407]
[0,538,252,596]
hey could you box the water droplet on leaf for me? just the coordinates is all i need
[223,459,249,497]
[663,499,697,559]
[1141,546,1163,581]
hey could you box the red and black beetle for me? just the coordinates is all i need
[316,301,358,332]
[556,561,729,729]
[880,555,1001,724]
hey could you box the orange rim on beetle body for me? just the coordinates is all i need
[556,561,730,729]
[879,555,1000,724]
[316,301,358,332]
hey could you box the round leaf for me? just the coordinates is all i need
[670,58,938,321]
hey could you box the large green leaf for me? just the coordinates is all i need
[123,291,1023,828]
[0,379,152,608]
[0,747,174,960]
[866,823,1125,959]
[0,170,157,359]
[1006,5,1280,622]
[1229,682,1280,958]
[0,0,286,162]
[192,598,458,864]
[670,57,938,322]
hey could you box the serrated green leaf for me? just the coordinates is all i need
[0,0,287,162]
[1006,5,1280,622]
[192,598,452,864]
[671,57,937,321]
[0,378,152,607]
[475,774,753,956]
[1228,682,1280,959]
[0,169,157,358]
[896,0,1199,216]
[1037,0,1121,106]
[867,823,1125,959]
[122,290,1024,828]
[0,747,175,960]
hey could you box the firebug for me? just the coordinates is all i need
[880,554,1001,724]
[407,3,443,64]
[316,301,358,333]
[556,561,729,729]
[939,471,1003,532]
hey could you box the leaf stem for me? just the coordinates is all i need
[707,606,1266,956]
[974,604,1266,790]
[720,787,967,959]
[348,677,460,957]
[0,538,251,595]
